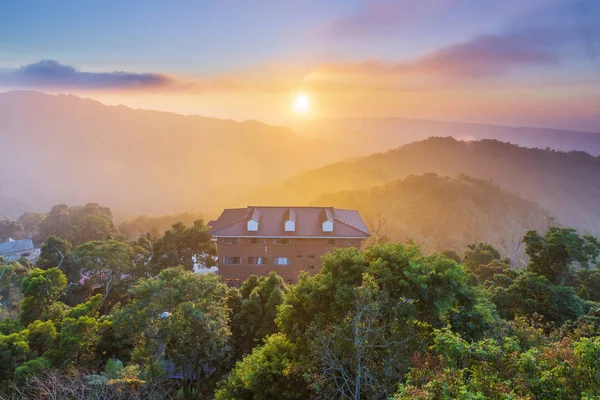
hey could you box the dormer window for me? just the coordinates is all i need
[247,220,259,231]
[247,207,261,232]
[285,220,295,232]
[284,207,296,232]
[321,207,334,232]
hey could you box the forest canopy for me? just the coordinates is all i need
[0,204,599,398]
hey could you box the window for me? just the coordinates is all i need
[250,238,265,244]
[297,254,303,258]
[327,239,335,245]
[309,265,315,270]
[223,256,241,265]
[273,257,291,266]
[347,240,355,246]
[21,252,31,257]
[274,238,290,245]
[308,255,315,260]
[248,257,268,265]
[224,238,238,245]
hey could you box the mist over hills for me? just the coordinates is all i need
[0,91,351,217]
[217,138,600,235]
[311,174,553,254]
[1,90,599,238]
[298,117,600,156]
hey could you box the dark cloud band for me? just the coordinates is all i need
[0,60,172,90]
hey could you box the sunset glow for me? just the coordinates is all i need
[292,93,311,114]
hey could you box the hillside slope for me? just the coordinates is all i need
[0,91,353,217]
[298,117,600,156]
[311,174,553,253]
[215,138,600,234]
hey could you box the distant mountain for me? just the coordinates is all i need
[0,91,352,217]
[311,174,553,253]
[297,117,600,156]
[214,138,600,235]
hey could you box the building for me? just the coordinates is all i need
[0,237,36,261]
[208,206,370,285]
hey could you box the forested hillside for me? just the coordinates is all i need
[0,91,352,217]
[221,138,600,235]
[312,174,552,255]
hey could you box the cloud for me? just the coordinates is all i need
[406,27,565,77]
[329,0,453,37]
[0,60,173,90]
[0,60,304,94]
[305,24,571,86]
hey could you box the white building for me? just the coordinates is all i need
[0,238,36,261]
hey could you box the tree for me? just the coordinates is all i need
[365,211,390,245]
[501,271,587,325]
[18,212,47,244]
[39,203,115,246]
[463,242,503,273]
[112,268,231,398]
[51,316,99,367]
[230,272,287,357]
[78,214,113,244]
[73,240,137,309]
[310,274,417,399]
[0,330,30,380]
[278,244,495,346]
[19,268,68,325]
[524,227,600,285]
[0,218,24,242]
[38,204,72,243]
[215,334,310,400]
[0,260,29,319]
[151,220,216,272]
[36,235,72,270]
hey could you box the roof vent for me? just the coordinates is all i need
[247,207,261,231]
[321,208,334,232]
[284,208,296,232]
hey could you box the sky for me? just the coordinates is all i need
[1,0,599,130]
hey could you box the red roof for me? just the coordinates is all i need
[208,206,370,238]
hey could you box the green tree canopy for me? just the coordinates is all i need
[36,235,72,270]
[150,220,216,272]
[19,268,68,325]
[112,267,230,398]
[524,227,600,285]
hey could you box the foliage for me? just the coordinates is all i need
[36,235,72,270]
[278,243,496,345]
[150,220,216,271]
[463,242,505,273]
[19,268,68,325]
[0,222,599,400]
[0,218,25,242]
[0,260,29,319]
[524,227,600,285]
[119,213,204,239]
[396,317,600,399]
[215,333,310,400]
[309,273,418,399]
[112,267,231,398]
[38,203,116,246]
[229,271,287,358]
[72,240,139,309]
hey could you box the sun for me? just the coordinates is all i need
[292,93,311,114]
